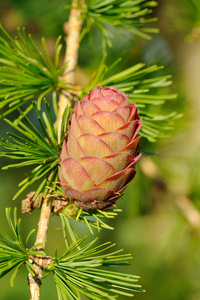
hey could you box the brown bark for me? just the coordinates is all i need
[28,194,52,299]
[57,0,84,140]
[28,273,40,300]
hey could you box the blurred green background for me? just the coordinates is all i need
[0,0,200,299]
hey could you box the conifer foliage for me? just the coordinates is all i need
[0,1,179,299]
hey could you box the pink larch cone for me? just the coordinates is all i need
[58,86,142,210]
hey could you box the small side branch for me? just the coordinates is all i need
[176,196,200,229]
[28,273,40,300]
[140,157,200,231]
[57,0,84,139]
[63,0,84,85]
[28,194,52,300]
[35,194,52,246]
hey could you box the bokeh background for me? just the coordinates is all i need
[0,0,200,299]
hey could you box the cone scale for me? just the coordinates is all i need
[59,86,142,210]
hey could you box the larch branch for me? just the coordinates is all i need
[28,194,52,300]
[140,157,200,230]
[28,1,84,299]
[57,0,84,140]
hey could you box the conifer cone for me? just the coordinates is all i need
[59,86,142,210]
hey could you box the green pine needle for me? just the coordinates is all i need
[74,0,158,46]
[49,184,121,232]
[0,25,74,117]
[49,237,143,300]
[62,206,121,233]
[0,208,44,285]
[0,99,71,200]
[80,56,180,142]
[60,205,121,237]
